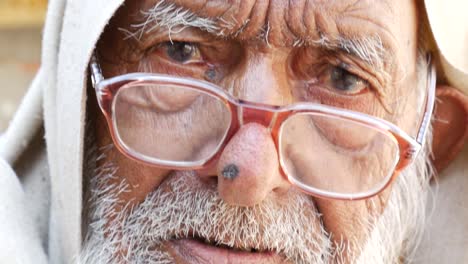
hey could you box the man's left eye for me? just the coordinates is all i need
[325,66,368,94]
[163,41,202,64]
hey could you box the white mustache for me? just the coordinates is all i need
[95,169,330,263]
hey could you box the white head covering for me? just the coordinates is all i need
[0,0,124,262]
[426,0,468,94]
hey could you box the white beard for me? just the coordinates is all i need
[354,149,432,264]
[79,144,431,264]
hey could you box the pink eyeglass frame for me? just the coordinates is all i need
[89,53,435,200]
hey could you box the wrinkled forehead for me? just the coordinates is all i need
[118,0,418,69]
[170,0,397,43]
[128,0,413,47]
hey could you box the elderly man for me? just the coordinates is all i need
[0,0,467,263]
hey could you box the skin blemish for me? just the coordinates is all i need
[205,68,217,81]
[221,163,240,180]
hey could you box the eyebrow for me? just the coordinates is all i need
[122,0,387,71]
[120,1,222,41]
[308,34,387,71]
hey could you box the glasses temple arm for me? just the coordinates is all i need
[90,52,104,89]
[415,54,436,146]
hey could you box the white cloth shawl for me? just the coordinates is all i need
[0,0,466,263]
[0,0,125,263]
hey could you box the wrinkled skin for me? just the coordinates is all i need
[94,0,423,262]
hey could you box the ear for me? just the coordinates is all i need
[431,85,468,173]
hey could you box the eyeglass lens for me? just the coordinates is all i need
[113,82,232,164]
[279,114,399,195]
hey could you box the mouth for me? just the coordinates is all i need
[165,233,286,264]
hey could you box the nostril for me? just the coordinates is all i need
[272,186,287,194]
[221,163,240,180]
[199,175,218,186]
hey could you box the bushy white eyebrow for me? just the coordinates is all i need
[303,34,386,70]
[119,0,222,42]
[338,35,386,69]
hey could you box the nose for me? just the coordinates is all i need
[200,52,293,206]
[216,123,291,206]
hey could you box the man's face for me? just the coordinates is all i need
[83,0,429,263]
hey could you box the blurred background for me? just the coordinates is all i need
[0,0,47,133]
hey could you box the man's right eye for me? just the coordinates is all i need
[162,41,202,64]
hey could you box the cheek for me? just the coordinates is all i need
[95,111,170,209]
[310,77,419,246]
[385,67,422,136]
[111,153,169,208]
[314,187,391,247]
[399,88,424,137]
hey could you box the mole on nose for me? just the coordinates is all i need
[216,123,288,206]
[221,163,240,179]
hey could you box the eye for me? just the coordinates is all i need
[326,65,368,94]
[163,41,202,64]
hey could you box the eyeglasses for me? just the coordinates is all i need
[89,53,435,200]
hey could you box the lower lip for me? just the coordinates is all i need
[166,238,285,264]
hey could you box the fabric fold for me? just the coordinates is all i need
[0,158,48,264]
